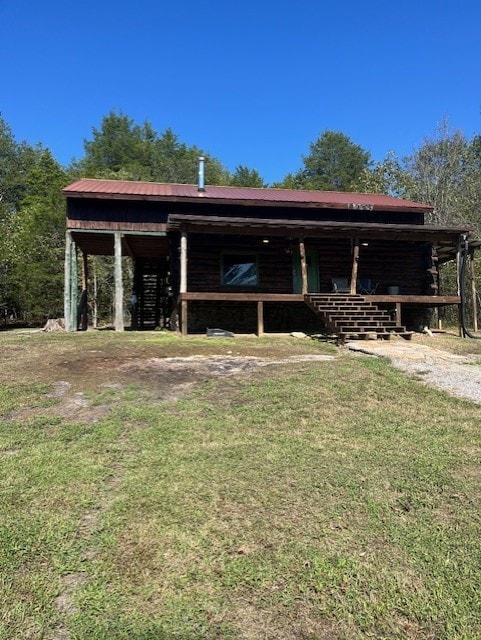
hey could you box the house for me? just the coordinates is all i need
[63,176,475,339]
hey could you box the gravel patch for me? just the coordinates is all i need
[346,339,481,405]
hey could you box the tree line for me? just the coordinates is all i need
[1,110,480,324]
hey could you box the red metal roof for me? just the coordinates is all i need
[63,178,433,213]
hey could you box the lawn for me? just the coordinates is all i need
[1,330,480,639]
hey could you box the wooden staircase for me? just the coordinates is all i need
[134,259,171,330]
[305,294,413,340]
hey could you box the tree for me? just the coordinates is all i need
[7,149,69,320]
[73,110,231,185]
[357,151,413,198]
[276,130,371,191]
[229,165,267,188]
[403,121,481,229]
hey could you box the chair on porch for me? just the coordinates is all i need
[357,278,378,295]
[331,277,351,293]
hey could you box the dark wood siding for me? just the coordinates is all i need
[68,198,425,228]
[187,234,430,295]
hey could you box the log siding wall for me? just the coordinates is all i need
[187,234,429,295]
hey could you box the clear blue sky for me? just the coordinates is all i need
[1,0,480,184]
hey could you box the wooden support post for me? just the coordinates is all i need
[455,237,462,297]
[180,228,188,294]
[181,299,188,337]
[395,302,402,327]
[299,237,308,295]
[64,231,73,332]
[350,238,360,295]
[70,244,78,331]
[80,252,88,331]
[257,301,264,337]
[114,231,124,332]
[458,304,464,338]
[470,252,478,333]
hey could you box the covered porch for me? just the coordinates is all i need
[168,215,469,338]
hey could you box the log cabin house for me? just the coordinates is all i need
[63,176,474,339]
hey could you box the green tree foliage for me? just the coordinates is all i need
[276,130,371,191]
[403,122,481,230]
[357,151,413,198]
[229,165,267,188]
[0,115,69,321]
[73,110,231,185]
[8,150,69,319]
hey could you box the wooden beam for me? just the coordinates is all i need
[299,237,308,295]
[257,301,264,337]
[179,293,304,302]
[114,231,124,331]
[350,238,360,294]
[180,228,188,294]
[368,295,460,305]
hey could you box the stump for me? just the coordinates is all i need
[43,318,66,332]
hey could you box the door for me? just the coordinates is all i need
[292,249,320,293]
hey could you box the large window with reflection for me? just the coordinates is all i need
[221,252,258,286]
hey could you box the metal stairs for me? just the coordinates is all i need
[305,294,413,340]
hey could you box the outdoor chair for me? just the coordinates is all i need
[357,278,378,295]
[331,277,351,293]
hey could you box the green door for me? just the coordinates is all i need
[292,249,320,293]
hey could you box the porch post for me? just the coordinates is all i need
[180,228,188,336]
[64,231,78,332]
[455,236,462,297]
[257,301,264,337]
[299,237,308,295]
[114,231,124,332]
[456,236,462,336]
[64,230,73,332]
[79,251,88,331]
[350,238,360,295]
[70,243,78,331]
[470,250,478,333]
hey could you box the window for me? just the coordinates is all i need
[221,253,258,286]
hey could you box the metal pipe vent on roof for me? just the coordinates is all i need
[198,156,205,192]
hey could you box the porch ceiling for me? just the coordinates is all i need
[71,231,169,259]
[166,214,472,261]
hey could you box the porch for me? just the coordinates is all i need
[176,292,461,338]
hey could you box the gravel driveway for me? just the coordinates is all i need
[346,339,481,406]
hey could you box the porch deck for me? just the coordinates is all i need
[177,292,461,337]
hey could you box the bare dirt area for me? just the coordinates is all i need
[0,330,336,423]
[3,330,480,422]
[0,331,332,387]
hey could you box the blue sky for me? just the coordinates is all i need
[1,0,480,184]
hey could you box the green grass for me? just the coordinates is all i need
[1,332,481,638]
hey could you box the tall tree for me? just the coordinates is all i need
[403,121,481,229]
[276,130,371,191]
[7,149,69,319]
[74,110,231,185]
[229,165,267,188]
[357,151,413,198]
